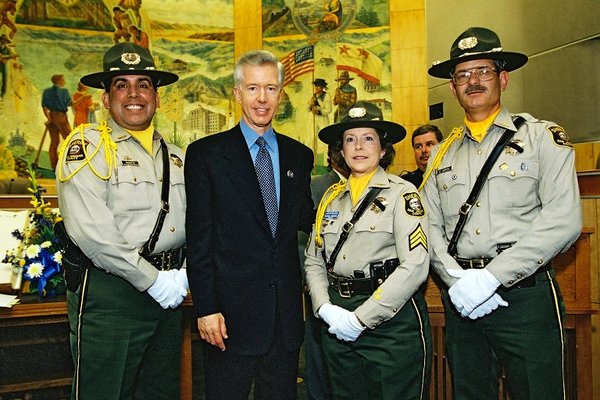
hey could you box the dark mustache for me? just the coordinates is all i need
[465,84,487,94]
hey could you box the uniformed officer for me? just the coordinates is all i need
[56,42,188,400]
[304,101,432,399]
[422,27,582,400]
[332,71,357,123]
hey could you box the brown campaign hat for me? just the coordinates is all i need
[80,42,179,89]
[428,27,528,79]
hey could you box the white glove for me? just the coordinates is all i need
[175,268,189,291]
[466,293,509,320]
[318,303,365,342]
[147,270,188,309]
[447,268,501,317]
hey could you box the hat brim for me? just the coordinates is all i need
[80,69,179,89]
[428,51,528,79]
[319,120,406,146]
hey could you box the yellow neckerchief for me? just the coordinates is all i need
[465,108,501,142]
[57,120,118,182]
[349,169,377,206]
[127,126,154,154]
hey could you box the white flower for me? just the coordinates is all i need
[53,251,63,264]
[41,241,52,248]
[26,262,44,279]
[25,244,41,259]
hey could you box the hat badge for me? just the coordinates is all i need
[349,107,367,118]
[121,52,141,65]
[458,36,478,50]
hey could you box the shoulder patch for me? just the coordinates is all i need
[65,138,90,162]
[403,192,425,217]
[409,223,428,251]
[547,125,572,148]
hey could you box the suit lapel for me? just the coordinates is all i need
[223,127,272,237]
[276,133,297,239]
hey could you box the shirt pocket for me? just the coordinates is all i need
[488,159,539,210]
[110,165,156,213]
[436,171,467,226]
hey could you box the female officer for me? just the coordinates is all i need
[304,101,432,399]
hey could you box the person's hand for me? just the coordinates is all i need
[147,270,187,309]
[174,268,189,292]
[198,313,228,351]
[318,303,365,342]
[447,268,501,317]
[466,293,509,320]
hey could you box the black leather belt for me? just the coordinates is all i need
[327,271,374,298]
[455,256,494,269]
[142,246,185,271]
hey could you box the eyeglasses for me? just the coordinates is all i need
[451,66,498,86]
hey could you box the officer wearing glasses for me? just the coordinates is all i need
[422,27,581,399]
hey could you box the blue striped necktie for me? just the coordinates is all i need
[254,137,278,237]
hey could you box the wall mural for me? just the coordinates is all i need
[263,0,391,173]
[0,0,391,181]
[0,0,235,180]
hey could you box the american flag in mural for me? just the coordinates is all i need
[281,45,314,87]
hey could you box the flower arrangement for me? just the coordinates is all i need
[2,164,65,297]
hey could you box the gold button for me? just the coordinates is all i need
[476,202,481,207]
[508,280,514,285]
[133,177,137,182]
[443,184,448,190]
[537,259,544,264]
[510,171,516,176]
[392,308,398,313]
[516,274,523,279]
[370,225,375,231]
[169,227,175,232]
[475,229,481,235]
[477,149,482,155]
[159,177,163,182]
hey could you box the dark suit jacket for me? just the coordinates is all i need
[185,125,314,356]
[401,168,424,189]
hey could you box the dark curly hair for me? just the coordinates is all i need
[330,129,396,171]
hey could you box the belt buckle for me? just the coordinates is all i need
[469,258,486,268]
[337,277,351,298]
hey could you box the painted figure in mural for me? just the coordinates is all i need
[184,49,314,400]
[401,124,443,189]
[305,101,432,399]
[333,70,357,123]
[71,82,97,127]
[423,27,581,399]
[321,0,343,30]
[309,78,332,134]
[41,74,71,170]
[0,0,17,40]
[119,0,142,27]
[129,25,149,49]
[112,6,132,44]
[0,33,16,98]
[56,42,186,400]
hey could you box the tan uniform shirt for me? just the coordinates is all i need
[422,108,581,288]
[56,119,186,291]
[304,168,430,329]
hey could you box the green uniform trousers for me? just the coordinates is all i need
[323,288,432,400]
[442,268,566,400]
[67,267,182,400]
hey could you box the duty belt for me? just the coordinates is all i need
[142,246,185,270]
[454,255,552,290]
[327,272,375,298]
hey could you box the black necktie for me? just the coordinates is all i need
[254,137,278,237]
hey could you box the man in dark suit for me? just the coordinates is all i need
[401,124,443,189]
[185,50,314,400]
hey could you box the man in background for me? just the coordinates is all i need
[401,124,443,188]
[41,74,72,170]
[332,71,356,123]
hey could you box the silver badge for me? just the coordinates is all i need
[121,52,141,65]
[458,37,478,50]
[287,170,294,178]
[348,107,367,118]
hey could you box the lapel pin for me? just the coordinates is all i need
[287,170,294,178]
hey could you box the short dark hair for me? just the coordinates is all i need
[411,124,443,147]
[331,131,396,171]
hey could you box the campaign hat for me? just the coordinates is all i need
[80,42,178,89]
[428,27,528,79]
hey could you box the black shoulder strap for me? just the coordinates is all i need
[139,138,170,257]
[447,116,526,257]
[324,187,383,272]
